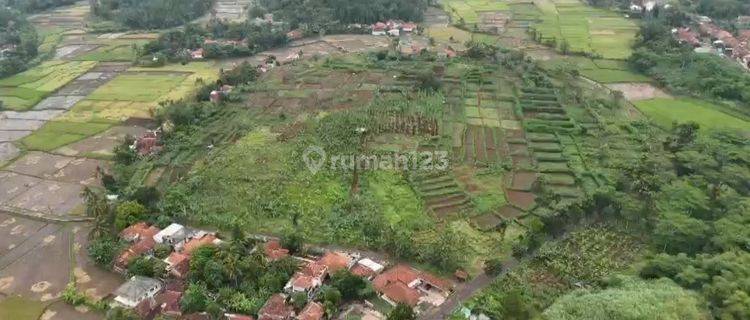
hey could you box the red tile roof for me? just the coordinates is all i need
[157,290,183,317]
[298,302,324,320]
[166,252,191,278]
[381,281,421,306]
[372,264,454,306]
[225,314,255,320]
[120,222,160,242]
[115,238,156,270]
[350,263,376,278]
[258,294,293,320]
[264,240,289,261]
[317,252,351,273]
[183,234,218,256]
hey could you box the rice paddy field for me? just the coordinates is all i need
[531,0,637,59]
[0,61,97,110]
[634,98,750,132]
[541,56,651,83]
[443,0,510,24]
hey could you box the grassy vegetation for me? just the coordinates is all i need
[443,0,510,25]
[634,98,750,132]
[0,296,47,320]
[542,56,650,83]
[87,72,187,102]
[22,121,112,151]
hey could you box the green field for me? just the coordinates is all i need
[542,56,650,83]
[87,72,187,102]
[531,0,637,59]
[0,60,97,110]
[444,0,510,24]
[634,98,750,132]
[0,296,47,320]
[22,121,113,151]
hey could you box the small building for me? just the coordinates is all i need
[114,276,163,308]
[132,131,162,156]
[182,233,221,255]
[372,264,454,308]
[153,223,187,245]
[372,22,387,36]
[388,29,400,37]
[114,238,157,273]
[674,27,700,47]
[402,23,417,33]
[264,240,289,261]
[164,252,190,279]
[298,301,324,320]
[317,251,352,274]
[120,222,161,243]
[286,29,303,40]
[191,48,204,60]
[350,258,385,280]
[157,290,183,317]
[258,293,294,320]
[285,261,327,297]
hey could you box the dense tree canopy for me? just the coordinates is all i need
[542,276,709,320]
[0,7,40,77]
[1,0,77,13]
[93,0,213,29]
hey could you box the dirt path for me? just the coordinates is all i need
[419,257,518,320]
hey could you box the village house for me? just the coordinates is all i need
[181,232,221,255]
[298,301,325,320]
[114,237,157,273]
[153,223,187,245]
[350,258,385,280]
[286,29,303,40]
[317,251,353,274]
[120,222,161,243]
[371,22,387,36]
[401,23,417,33]
[131,131,163,156]
[191,48,204,60]
[164,252,190,279]
[264,240,289,261]
[284,260,328,297]
[258,293,295,320]
[674,27,700,47]
[156,289,183,317]
[372,264,454,308]
[114,276,163,309]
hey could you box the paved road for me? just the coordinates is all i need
[419,257,519,320]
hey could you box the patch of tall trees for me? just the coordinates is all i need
[255,0,427,30]
[90,0,213,29]
[1,0,78,13]
[0,7,40,77]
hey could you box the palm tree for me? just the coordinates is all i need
[81,187,113,239]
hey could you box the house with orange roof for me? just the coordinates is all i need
[372,264,454,308]
[258,293,294,320]
[284,261,328,297]
[182,233,221,255]
[114,237,157,273]
[297,301,324,320]
[317,251,353,274]
[350,258,385,280]
[264,240,289,261]
[120,222,161,243]
[164,252,190,279]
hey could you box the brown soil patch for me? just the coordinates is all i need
[606,83,671,101]
[506,190,536,211]
[498,205,524,219]
[510,171,537,191]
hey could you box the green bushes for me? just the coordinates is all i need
[96,0,213,29]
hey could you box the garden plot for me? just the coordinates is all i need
[541,57,650,83]
[0,61,96,111]
[213,0,253,21]
[410,171,472,218]
[27,2,89,30]
[0,143,20,164]
[74,39,149,62]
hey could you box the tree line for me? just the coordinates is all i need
[0,7,40,77]
[90,0,213,29]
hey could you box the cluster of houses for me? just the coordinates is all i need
[110,222,455,320]
[673,18,750,69]
[130,129,163,156]
[371,20,418,37]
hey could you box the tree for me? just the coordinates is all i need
[317,285,342,306]
[82,187,116,238]
[281,232,304,255]
[290,291,308,311]
[331,270,372,301]
[181,283,210,313]
[653,211,710,254]
[484,258,504,276]
[387,303,416,320]
[88,237,122,267]
[114,200,147,231]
